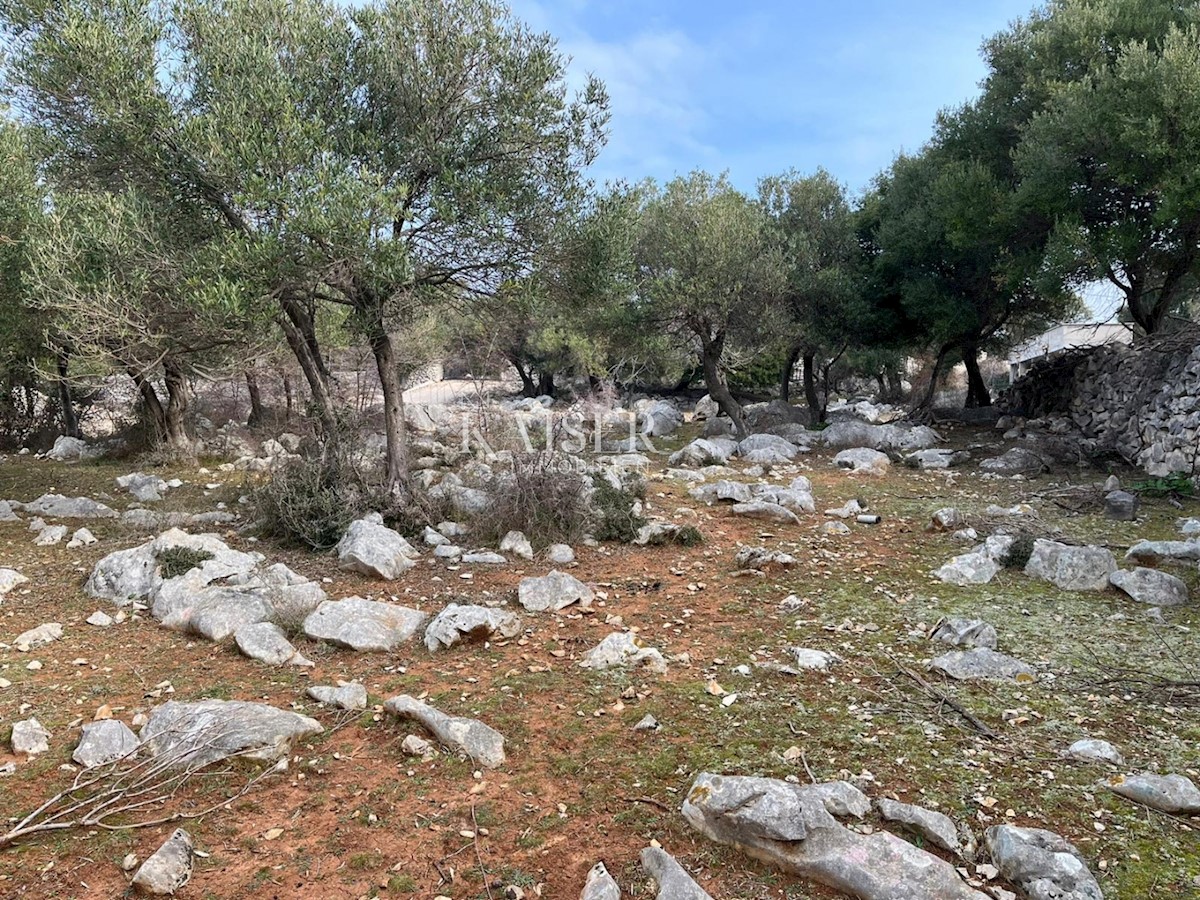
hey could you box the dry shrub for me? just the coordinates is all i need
[156,546,214,579]
[474,452,593,549]
[254,432,449,550]
[1001,533,1036,569]
[254,450,373,550]
[473,453,648,548]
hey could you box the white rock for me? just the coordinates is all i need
[0,568,29,595]
[13,622,63,651]
[131,829,194,896]
[33,524,68,546]
[73,720,140,768]
[66,527,98,548]
[499,530,533,560]
[1066,739,1124,766]
[1025,540,1116,591]
[461,550,506,564]
[335,517,418,580]
[234,622,313,667]
[1110,567,1189,606]
[11,717,51,755]
[545,543,575,564]
[579,632,667,674]
[306,683,368,710]
[517,570,593,612]
[934,549,1001,586]
[302,597,427,652]
[833,447,891,475]
[424,603,522,652]
[790,648,839,671]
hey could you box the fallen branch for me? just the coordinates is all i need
[471,804,493,900]
[892,660,1001,740]
[621,795,672,813]
[0,722,283,851]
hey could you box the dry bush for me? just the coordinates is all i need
[253,434,383,550]
[156,547,214,579]
[473,453,648,548]
[254,424,449,549]
[473,452,593,549]
[1000,533,1036,569]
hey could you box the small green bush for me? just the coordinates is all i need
[156,546,214,579]
[1000,533,1035,569]
[589,473,646,543]
[1130,473,1196,498]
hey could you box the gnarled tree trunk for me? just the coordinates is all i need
[802,352,824,425]
[913,344,951,412]
[368,327,410,492]
[277,310,337,437]
[282,372,294,421]
[162,361,191,452]
[779,344,801,403]
[508,355,538,398]
[699,331,746,439]
[55,348,80,439]
[962,344,992,408]
[245,370,266,427]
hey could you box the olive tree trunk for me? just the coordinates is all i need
[699,331,747,439]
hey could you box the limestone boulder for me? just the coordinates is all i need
[984,825,1102,900]
[1025,540,1116,591]
[1110,567,1189,606]
[139,699,322,770]
[517,571,593,612]
[335,516,418,580]
[302,597,426,652]
[424,603,522,652]
[681,773,986,899]
[73,720,140,768]
[384,694,505,768]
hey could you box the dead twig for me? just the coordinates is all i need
[621,795,672,813]
[471,804,493,900]
[891,659,1001,740]
[799,751,817,785]
[0,722,285,851]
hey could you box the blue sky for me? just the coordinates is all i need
[508,0,1039,197]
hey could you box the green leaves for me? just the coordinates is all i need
[1003,0,1200,332]
[758,168,862,354]
[636,171,784,345]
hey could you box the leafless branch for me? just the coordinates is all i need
[0,722,285,851]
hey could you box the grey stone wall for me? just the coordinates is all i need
[1002,335,1200,477]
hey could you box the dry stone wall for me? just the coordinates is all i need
[1002,334,1200,478]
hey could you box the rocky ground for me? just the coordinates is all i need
[0,409,1198,899]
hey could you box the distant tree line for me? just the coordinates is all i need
[1,0,1196,476]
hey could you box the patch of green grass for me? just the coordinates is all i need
[388,874,418,892]
[348,850,384,870]
[1130,472,1196,498]
[156,545,214,579]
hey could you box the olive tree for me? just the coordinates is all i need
[3,0,608,485]
[635,172,785,438]
[996,0,1200,334]
[30,190,254,450]
[758,168,863,423]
